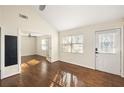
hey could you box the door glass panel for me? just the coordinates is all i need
[98,32,116,53]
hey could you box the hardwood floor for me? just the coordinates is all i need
[0,55,124,87]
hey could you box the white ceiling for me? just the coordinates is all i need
[36,5,124,31]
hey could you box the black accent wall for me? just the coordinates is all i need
[5,35,17,66]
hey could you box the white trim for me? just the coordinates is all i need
[0,27,2,79]
[122,75,124,78]
[121,26,124,77]
[0,27,1,79]
[18,29,21,73]
[59,59,95,70]
[1,28,5,79]
[1,29,21,79]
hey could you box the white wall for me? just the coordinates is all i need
[0,6,58,79]
[0,28,1,71]
[21,36,37,56]
[51,31,58,62]
[59,19,124,77]
[0,7,1,71]
[0,8,2,25]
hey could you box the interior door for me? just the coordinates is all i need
[95,29,121,75]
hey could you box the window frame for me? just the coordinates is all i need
[62,35,83,54]
[41,39,48,51]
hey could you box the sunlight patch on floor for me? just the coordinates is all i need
[21,63,29,68]
[27,59,40,66]
[21,59,40,68]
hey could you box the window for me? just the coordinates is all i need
[62,35,83,54]
[41,39,48,51]
[72,35,83,53]
[62,36,71,52]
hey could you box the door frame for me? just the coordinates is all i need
[0,27,1,79]
[18,29,50,72]
[94,28,123,77]
[18,29,21,73]
[41,36,51,61]
[0,27,5,79]
[0,28,20,79]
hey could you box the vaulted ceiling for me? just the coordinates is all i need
[35,5,124,31]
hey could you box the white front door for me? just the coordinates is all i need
[95,29,121,75]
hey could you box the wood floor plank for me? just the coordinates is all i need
[0,55,124,87]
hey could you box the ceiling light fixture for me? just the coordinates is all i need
[39,5,46,11]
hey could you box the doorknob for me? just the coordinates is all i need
[95,48,99,54]
[95,51,99,54]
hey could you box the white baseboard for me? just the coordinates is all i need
[121,74,124,78]
[59,60,95,70]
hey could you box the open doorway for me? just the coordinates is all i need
[20,31,52,73]
[37,35,51,62]
[21,35,37,64]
